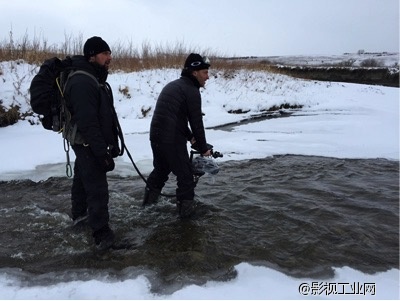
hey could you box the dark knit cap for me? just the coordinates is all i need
[184,53,210,70]
[83,36,111,59]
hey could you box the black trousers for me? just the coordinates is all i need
[71,145,109,232]
[147,141,195,202]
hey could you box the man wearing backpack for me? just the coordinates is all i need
[63,36,123,251]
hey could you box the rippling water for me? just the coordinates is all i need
[0,155,398,293]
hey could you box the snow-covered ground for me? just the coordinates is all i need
[0,57,398,299]
[246,52,399,67]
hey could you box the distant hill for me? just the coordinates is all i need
[229,52,399,87]
[233,52,399,68]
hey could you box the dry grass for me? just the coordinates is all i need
[2,33,396,125]
[0,31,271,72]
[0,32,276,125]
[0,105,20,127]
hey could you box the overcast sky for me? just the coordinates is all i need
[1,0,398,57]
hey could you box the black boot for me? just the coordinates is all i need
[93,225,115,251]
[142,187,160,207]
[177,199,197,218]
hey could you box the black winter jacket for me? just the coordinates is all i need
[150,74,208,154]
[64,55,120,158]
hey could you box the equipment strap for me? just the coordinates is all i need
[64,138,73,178]
[57,70,100,177]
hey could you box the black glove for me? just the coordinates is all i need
[110,145,121,158]
[191,142,213,152]
[97,153,115,172]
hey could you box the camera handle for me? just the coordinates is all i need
[190,143,223,162]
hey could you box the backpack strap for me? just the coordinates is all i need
[59,70,101,144]
[64,70,100,92]
[57,70,101,177]
[57,70,100,98]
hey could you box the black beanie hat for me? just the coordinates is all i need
[184,53,210,70]
[83,36,111,59]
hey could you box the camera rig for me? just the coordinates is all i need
[189,142,223,161]
[190,143,223,183]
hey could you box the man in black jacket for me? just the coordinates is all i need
[144,53,212,218]
[64,36,123,251]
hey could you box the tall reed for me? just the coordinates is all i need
[0,31,272,72]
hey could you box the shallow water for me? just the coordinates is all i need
[0,155,398,293]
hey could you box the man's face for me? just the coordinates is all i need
[192,69,209,88]
[93,51,112,70]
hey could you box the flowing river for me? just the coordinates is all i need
[0,154,398,294]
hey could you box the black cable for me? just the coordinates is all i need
[122,143,182,198]
[111,98,182,198]
[114,104,223,199]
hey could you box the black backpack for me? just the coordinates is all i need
[30,56,98,133]
[29,57,99,176]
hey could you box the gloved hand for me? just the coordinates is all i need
[110,145,121,158]
[191,142,213,153]
[97,153,115,172]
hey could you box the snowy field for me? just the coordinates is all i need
[247,52,399,67]
[0,55,398,299]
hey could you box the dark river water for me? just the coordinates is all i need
[0,155,398,294]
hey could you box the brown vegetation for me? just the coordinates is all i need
[269,65,399,88]
[0,33,398,127]
[0,105,20,127]
[0,31,397,82]
[0,32,262,72]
